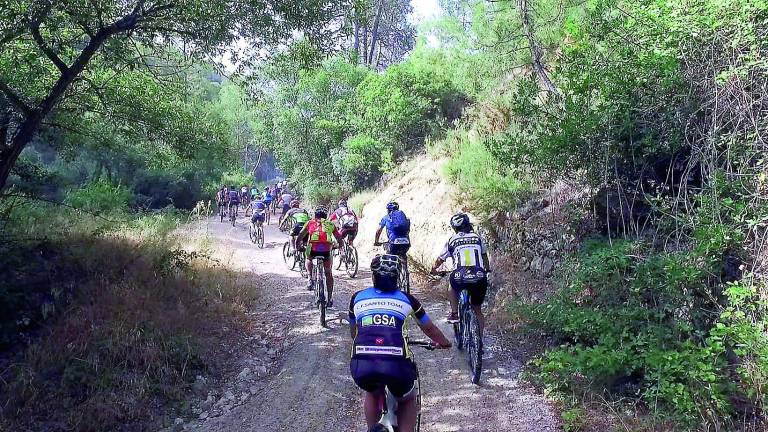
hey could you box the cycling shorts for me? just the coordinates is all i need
[449,269,488,306]
[229,200,240,206]
[251,213,265,223]
[385,242,410,257]
[282,203,290,213]
[340,227,357,242]
[350,358,417,399]
[291,222,305,237]
[307,249,331,261]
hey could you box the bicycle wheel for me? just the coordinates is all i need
[298,252,308,278]
[249,224,257,244]
[467,312,483,384]
[335,247,344,270]
[345,246,358,278]
[415,373,423,432]
[283,241,295,269]
[257,226,265,248]
[219,205,224,222]
[316,263,327,327]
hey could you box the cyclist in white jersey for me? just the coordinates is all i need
[430,212,491,333]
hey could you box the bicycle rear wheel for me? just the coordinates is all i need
[283,241,294,269]
[345,246,358,278]
[298,253,308,278]
[257,226,265,248]
[467,311,483,384]
[249,224,257,243]
[316,263,327,327]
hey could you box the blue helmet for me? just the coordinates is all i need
[386,201,399,213]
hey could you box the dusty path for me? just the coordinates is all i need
[182,212,560,432]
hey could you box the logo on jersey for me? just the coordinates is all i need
[362,314,397,327]
[375,338,384,345]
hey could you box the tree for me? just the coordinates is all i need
[0,0,345,190]
[349,0,416,69]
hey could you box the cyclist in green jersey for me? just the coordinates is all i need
[282,200,310,250]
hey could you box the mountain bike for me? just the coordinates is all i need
[311,256,328,327]
[279,215,293,234]
[228,203,238,226]
[432,270,483,384]
[282,239,308,278]
[370,340,434,432]
[374,241,411,294]
[335,241,359,278]
[249,220,265,248]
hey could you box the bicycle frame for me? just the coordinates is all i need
[313,257,327,327]
[375,340,431,432]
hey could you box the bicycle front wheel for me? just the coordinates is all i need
[249,225,257,244]
[317,264,326,327]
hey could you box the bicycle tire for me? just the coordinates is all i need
[257,226,265,248]
[335,247,344,270]
[468,312,483,384]
[249,225,257,244]
[283,242,294,269]
[346,246,358,278]
[317,263,326,327]
[415,373,423,432]
[298,253,308,278]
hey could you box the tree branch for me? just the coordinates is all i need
[0,80,33,117]
[30,23,70,74]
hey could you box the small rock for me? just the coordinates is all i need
[201,395,215,410]
[192,375,207,395]
[199,412,209,420]
[255,365,268,376]
[237,367,251,381]
[249,385,259,395]
[171,418,184,432]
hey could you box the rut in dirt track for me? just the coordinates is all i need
[184,213,560,432]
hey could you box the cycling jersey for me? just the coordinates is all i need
[227,191,240,204]
[438,232,487,269]
[331,207,358,229]
[348,287,430,360]
[284,207,309,224]
[251,200,267,212]
[263,193,273,203]
[303,218,340,253]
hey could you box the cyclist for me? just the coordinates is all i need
[330,199,359,247]
[429,212,491,332]
[215,186,226,214]
[297,207,343,307]
[374,202,411,287]
[227,185,241,217]
[263,187,273,210]
[250,195,268,228]
[349,254,451,432]
[280,189,294,215]
[281,199,310,250]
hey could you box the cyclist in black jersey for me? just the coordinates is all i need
[349,254,451,431]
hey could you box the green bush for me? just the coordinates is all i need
[65,178,131,214]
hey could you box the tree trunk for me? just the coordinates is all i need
[368,2,384,66]
[0,18,129,190]
[518,0,559,96]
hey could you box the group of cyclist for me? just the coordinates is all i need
[215,181,292,219]
[216,185,492,432]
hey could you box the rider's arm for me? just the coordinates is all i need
[431,242,451,273]
[408,293,451,348]
[430,258,446,274]
[296,223,309,243]
[374,226,383,244]
[348,294,358,339]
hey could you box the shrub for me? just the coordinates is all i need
[65,178,131,214]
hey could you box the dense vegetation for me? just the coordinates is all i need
[2,0,767,430]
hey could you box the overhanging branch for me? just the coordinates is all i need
[30,23,70,74]
[0,80,33,117]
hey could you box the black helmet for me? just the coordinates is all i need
[314,206,328,219]
[386,201,399,213]
[371,254,401,292]
[450,212,472,233]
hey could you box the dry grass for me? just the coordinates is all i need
[0,223,259,432]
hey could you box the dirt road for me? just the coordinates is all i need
[181,213,560,432]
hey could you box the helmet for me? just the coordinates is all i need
[314,206,328,219]
[338,199,348,208]
[371,254,401,292]
[450,212,472,233]
[229,185,236,190]
[386,201,399,213]
[290,199,300,208]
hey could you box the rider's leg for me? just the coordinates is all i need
[324,258,334,305]
[306,253,314,288]
[363,389,385,428]
[471,305,485,336]
[448,277,460,321]
[396,392,418,431]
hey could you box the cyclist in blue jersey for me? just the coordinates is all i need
[349,254,451,432]
[249,196,268,227]
[227,185,240,215]
[263,187,273,208]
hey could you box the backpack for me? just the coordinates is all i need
[307,219,335,244]
[338,207,358,228]
[388,210,410,237]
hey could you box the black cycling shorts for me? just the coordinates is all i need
[385,242,410,257]
[450,269,488,306]
[350,358,417,398]
[251,213,265,223]
[291,222,305,237]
